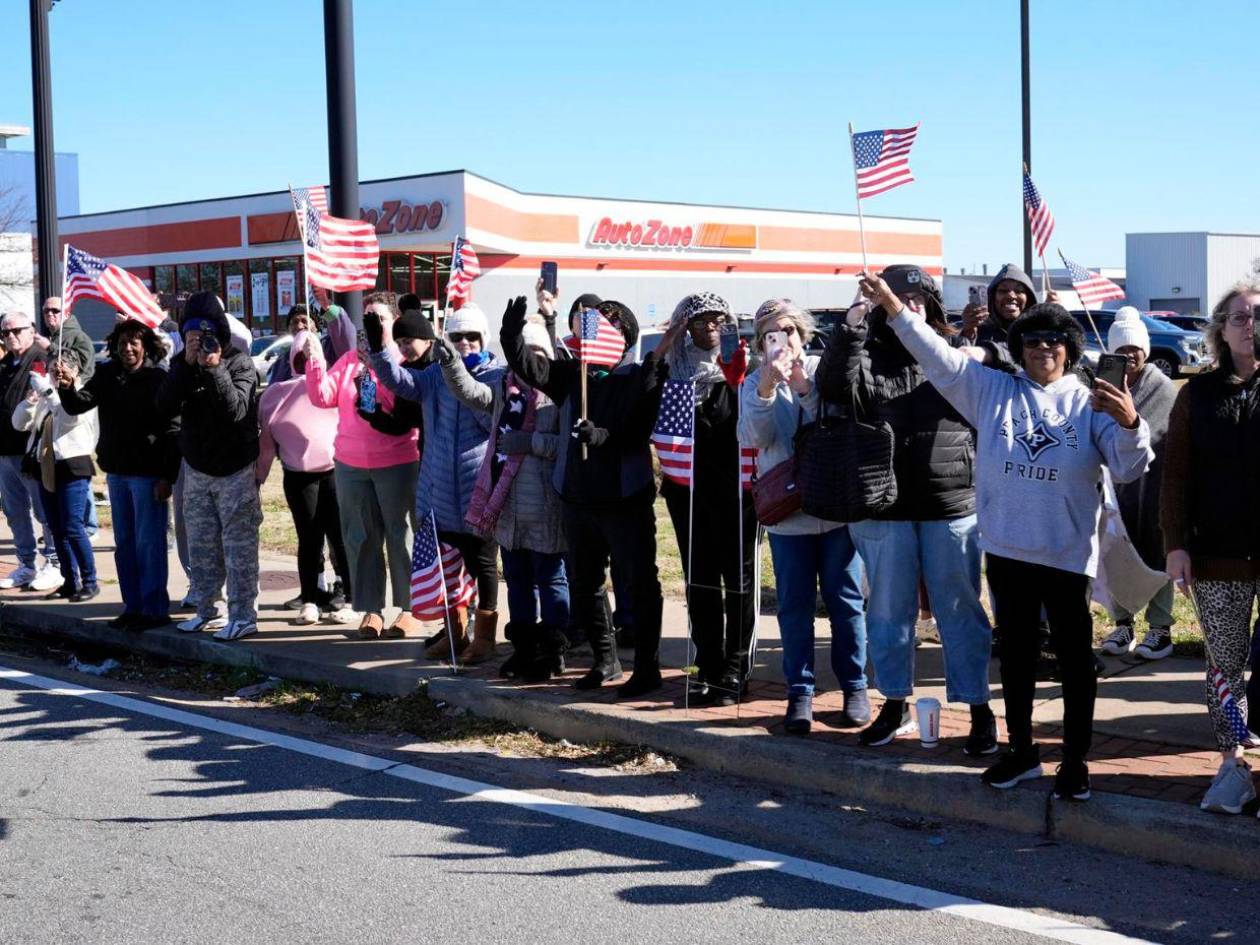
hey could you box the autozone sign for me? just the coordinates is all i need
[360,199,447,235]
[589,216,695,249]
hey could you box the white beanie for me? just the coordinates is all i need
[1107,305,1149,355]
[520,318,553,358]
[445,302,488,340]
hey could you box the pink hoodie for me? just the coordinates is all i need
[304,339,419,470]
[256,334,339,482]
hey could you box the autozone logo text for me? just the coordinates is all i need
[589,217,694,249]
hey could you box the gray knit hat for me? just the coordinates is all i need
[672,292,731,324]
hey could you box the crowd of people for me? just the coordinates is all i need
[0,265,1256,813]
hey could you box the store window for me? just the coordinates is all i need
[273,258,300,330]
[176,264,198,294]
[414,254,436,304]
[200,262,223,298]
[388,253,411,296]
[435,253,452,304]
[154,266,175,295]
[249,258,273,330]
[222,261,247,318]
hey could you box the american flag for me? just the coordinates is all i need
[292,185,329,310]
[446,236,481,307]
[577,308,624,367]
[291,186,379,292]
[1062,256,1125,308]
[851,124,920,199]
[63,245,165,328]
[740,446,759,492]
[410,511,476,622]
[1209,666,1256,747]
[1023,172,1055,258]
[652,380,695,486]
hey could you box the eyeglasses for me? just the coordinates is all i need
[0,326,30,336]
[448,332,481,343]
[688,314,722,328]
[1021,331,1068,349]
[1226,312,1255,327]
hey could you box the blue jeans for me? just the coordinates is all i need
[767,526,868,697]
[107,474,171,617]
[849,515,992,705]
[40,477,96,590]
[500,547,570,630]
[0,455,54,569]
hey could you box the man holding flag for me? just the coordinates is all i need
[503,294,686,698]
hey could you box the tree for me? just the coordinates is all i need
[0,184,36,306]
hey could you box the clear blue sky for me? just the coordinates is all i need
[2,0,1256,270]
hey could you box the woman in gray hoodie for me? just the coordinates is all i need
[860,273,1152,804]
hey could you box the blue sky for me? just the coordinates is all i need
[1,0,1255,270]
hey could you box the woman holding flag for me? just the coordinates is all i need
[658,292,758,706]
[1160,279,1260,815]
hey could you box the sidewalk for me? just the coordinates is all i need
[2,517,1258,878]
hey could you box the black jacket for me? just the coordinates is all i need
[817,314,975,521]
[156,347,259,477]
[0,346,46,456]
[503,306,665,507]
[59,360,181,481]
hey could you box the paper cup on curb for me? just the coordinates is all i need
[915,697,941,747]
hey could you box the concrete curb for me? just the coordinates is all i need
[6,602,1258,880]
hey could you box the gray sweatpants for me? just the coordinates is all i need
[183,462,262,624]
[334,460,417,615]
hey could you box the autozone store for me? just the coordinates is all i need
[56,170,942,339]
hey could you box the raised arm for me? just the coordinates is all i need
[437,346,495,414]
[501,295,574,404]
[816,306,869,403]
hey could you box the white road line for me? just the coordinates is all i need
[0,666,1157,945]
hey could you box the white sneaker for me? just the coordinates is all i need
[177,614,228,634]
[214,620,257,641]
[1100,623,1136,656]
[296,602,319,625]
[29,564,64,592]
[0,565,38,589]
[1200,760,1256,814]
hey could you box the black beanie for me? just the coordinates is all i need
[181,291,230,346]
[395,309,437,341]
[569,293,603,316]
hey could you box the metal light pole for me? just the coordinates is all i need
[1020,0,1033,277]
[323,0,362,324]
[29,0,59,308]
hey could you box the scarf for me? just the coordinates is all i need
[464,373,539,538]
[463,351,491,372]
[665,322,727,405]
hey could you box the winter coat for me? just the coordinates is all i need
[58,359,180,482]
[257,341,339,481]
[304,349,418,471]
[155,345,259,477]
[12,387,99,486]
[47,314,96,384]
[816,314,976,521]
[1115,364,1175,569]
[0,345,49,456]
[369,347,502,533]
[438,356,565,554]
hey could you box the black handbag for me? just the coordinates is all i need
[795,386,897,523]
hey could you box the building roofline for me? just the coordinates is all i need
[1128,231,1260,239]
[60,167,941,226]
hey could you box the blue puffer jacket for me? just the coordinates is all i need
[370,348,503,533]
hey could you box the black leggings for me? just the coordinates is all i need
[986,553,1097,760]
[438,529,500,611]
[282,469,350,603]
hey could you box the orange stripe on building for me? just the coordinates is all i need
[60,217,242,258]
[248,211,302,246]
[759,225,941,256]
[464,193,579,244]
[693,223,758,249]
[481,255,942,277]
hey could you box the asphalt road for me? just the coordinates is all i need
[0,654,1253,945]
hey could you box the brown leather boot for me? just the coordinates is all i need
[461,609,499,664]
[424,605,469,660]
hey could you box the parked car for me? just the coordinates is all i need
[92,340,109,365]
[1153,312,1210,334]
[251,334,291,386]
[1069,310,1207,378]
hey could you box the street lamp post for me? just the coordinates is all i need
[323,0,362,324]
[29,0,59,307]
[1020,0,1033,277]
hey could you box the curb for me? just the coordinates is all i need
[6,602,1258,881]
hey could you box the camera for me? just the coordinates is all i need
[200,333,221,355]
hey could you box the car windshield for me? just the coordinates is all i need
[250,336,275,355]
[1143,315,1183,331]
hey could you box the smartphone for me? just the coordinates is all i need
[1095,353,1127,390]
[358,373,377,414]
[540,261,558,295]
[969,285,986,307]
[719,323,739,361]
[764,329,788,365]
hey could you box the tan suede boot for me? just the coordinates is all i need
[461,609,500,664]
[424,605,469,660]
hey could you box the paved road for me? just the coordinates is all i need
[0,655,1251,945]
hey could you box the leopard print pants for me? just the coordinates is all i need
[1192,580,1259,751]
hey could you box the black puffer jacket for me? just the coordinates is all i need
[817,313,975,521]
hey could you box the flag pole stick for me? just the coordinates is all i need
[1039,253,1050,298]
[432,515,460,674]
[683,386,697,714]
[1058,248,1107,353]
[54,241,68,364]
[848,122,870,274]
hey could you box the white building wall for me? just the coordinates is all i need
[1124,233,1207,313]
[1205,234,1260,313]
[0,232,35,317]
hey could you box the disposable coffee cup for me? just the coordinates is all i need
[915,697,941,747]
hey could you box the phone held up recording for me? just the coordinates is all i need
[540,261,558,295]
[719,322,738,361]
[1094,353,1126,391]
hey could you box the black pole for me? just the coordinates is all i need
[323,0,361,324]
[1020,0,1033,277]
[29,0,59,309]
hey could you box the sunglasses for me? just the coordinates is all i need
[448,332,481,343]
[1021,331,1068,349]
[1226,312,1255,327]
[1,326,30,336]
[42,308,61,315]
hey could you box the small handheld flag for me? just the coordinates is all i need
[1061,254,1125,308]
[652,380,695,487]
[446,236,481,307]
[1023,172,1055,259]
[410,511,476,622]
[851,124,920,199]
[577,308,625,367]
[291,186,379,292]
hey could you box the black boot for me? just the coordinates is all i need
[523,625,568,683]
[618,596,662,699]
[499,622,536,679]
[574,626,623,690]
